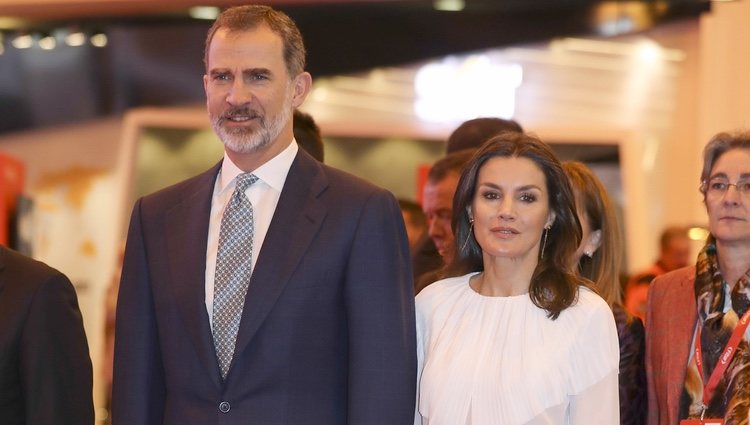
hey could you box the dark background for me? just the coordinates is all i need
[0,0,710,134]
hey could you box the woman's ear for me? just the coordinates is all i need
[584,229,603,256]
[545,212,556,229]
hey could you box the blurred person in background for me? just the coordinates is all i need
[445,117,523,154]
[564,161,646,425]
[416,133,619,424]
[0,246,93,425]
[416,150,473,293]
[399,198,427,254]
[646,131,750,424]
[625,226,691,321]
[293,109,324,162]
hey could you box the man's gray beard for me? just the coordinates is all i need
[211,104,291,154]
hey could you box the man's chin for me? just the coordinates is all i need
[217,129,270,154]
[437,247,453,263]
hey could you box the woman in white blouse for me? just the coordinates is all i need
[415,132,620,425]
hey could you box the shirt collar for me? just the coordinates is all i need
[218,141,299,194]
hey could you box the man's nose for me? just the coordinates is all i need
[226,79,253,105]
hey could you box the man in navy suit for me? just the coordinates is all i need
[0,246,93,425]
[112,5,416,425]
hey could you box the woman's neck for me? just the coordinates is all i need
[716,240,750,289]
[473,254,537,297]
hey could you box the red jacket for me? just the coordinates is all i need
[645,266,697,425]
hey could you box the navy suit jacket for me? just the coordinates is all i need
[112,150,417,425]
[0,246,93,425]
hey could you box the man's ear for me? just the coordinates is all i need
[291,72,312,108]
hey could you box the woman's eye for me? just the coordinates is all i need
[710,181,728,191]
[519,193,537,203]
[482,191,500,200]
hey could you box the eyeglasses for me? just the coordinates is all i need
[699,177,750,199]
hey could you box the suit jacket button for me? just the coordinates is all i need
[219,401,230,413]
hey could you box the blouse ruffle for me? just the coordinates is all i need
[415,273,620,424]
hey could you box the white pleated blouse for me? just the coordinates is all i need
[415,273,620,425]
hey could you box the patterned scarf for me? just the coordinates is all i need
[679,237,750,424]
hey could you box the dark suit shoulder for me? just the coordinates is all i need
[0,247,70,292]
[317,162,390,198]
[139,163,220,207]
[294,152,395,208]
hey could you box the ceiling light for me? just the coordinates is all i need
[415,55,522,123]
[434,0,465,12]
[11,34,33,49]
[91,33,108,48]
[65,31,86,47]
[189,6,220,20]
[39,35,56,50]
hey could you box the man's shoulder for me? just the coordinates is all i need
[0,246,69,292]
[316,162,387,196]
[140,163,220,206]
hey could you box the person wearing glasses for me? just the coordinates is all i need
[646,131,750,424]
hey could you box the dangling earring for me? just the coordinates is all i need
[461,217,475,253]
[540,226,550,260]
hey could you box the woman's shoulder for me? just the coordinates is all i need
[417,273,472,300]
[572,285,613,317]
[559,287,619,344]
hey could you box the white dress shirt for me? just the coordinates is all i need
[205,141,299,329]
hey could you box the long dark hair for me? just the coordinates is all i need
[449,132,583,319]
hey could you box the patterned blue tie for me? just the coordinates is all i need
[212,173,259,380]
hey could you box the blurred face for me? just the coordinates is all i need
[705,148,750,247]
[660,236,691,271]
[401,210,426,252]
[470,157,555,263]
[422,172,460,263]
[204,25,308,157]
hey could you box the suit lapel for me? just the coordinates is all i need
[232,152,328,364]
[165,163,222,388]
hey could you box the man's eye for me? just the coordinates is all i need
[249,73,269,81]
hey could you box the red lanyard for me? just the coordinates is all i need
[694,309,750,407]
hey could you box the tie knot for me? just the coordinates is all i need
[235,173,258,193]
